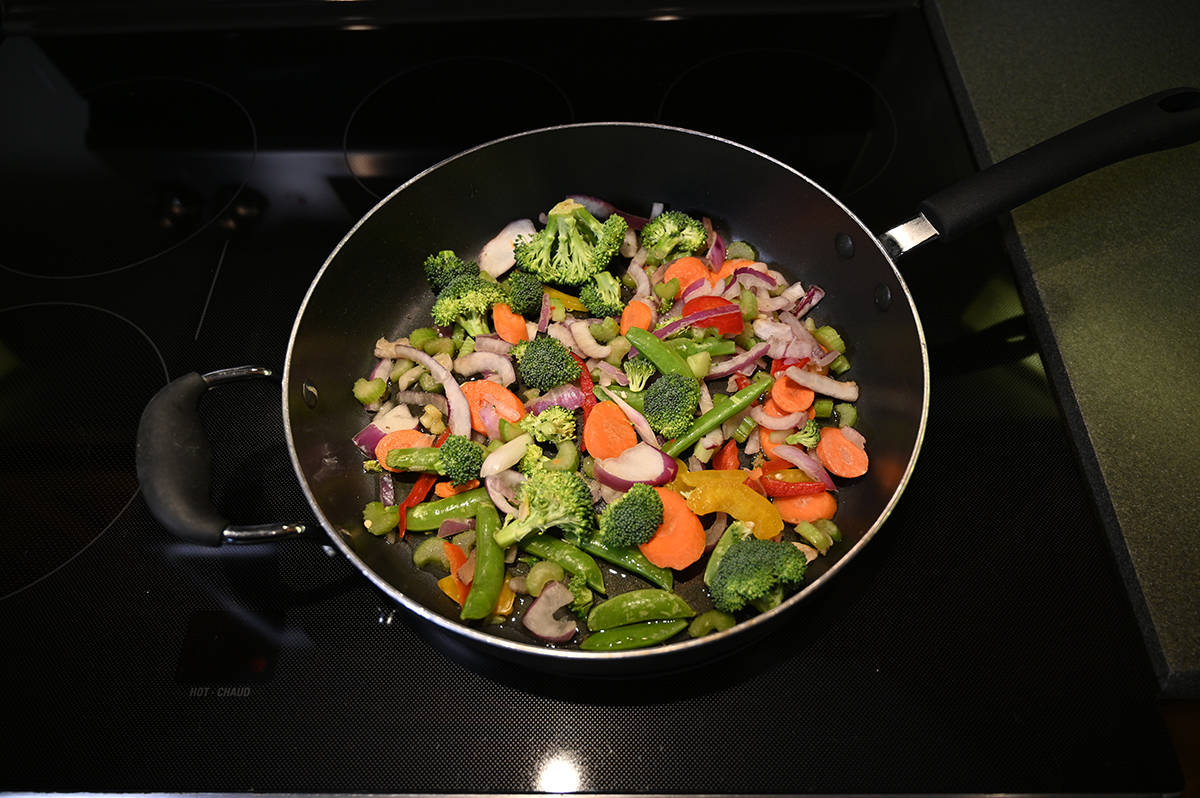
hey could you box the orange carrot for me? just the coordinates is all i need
[639,487,706,570]
[437,540,470,605]
[460,379,526,436]
[663,256,711,294]
[773,490,838,524]
[374,429,435,472]
[619,298,654,336]
[492,302,529,345]
[708,257,754,285]
[815,426,869,478]
[770,375,815,414]
[433,478,480,499]
[582,400,638,460]
[757,425,788,460]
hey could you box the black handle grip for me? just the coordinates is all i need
[919,87,1200,239]
[136,366,305,546]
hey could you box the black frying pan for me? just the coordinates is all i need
[137,88,1200,676]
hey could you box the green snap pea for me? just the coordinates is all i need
[460,504,503,620]
[625,327,695,381]
[568,535,673,591]
[518,534,605,594]
[689,609,736,638]
[405,487,492,531]
[587,589,694,631]
[593,385,644,411]
[579,619,688,651]
[664,372,773,458]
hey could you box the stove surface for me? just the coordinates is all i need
[0,9,1183,795]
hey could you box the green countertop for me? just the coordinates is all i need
[928,0,1200,697]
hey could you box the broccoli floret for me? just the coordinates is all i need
[494,470,596,547]
[516,334,581,391]
[513,198,628,286]
[504,269,545,317]
[568,574,594,619]
[785,419,822,448]
[432,274,508,338]
[518,442,551,476]
[383,434,485,485]
[622,354,657,392]
[708,536,808,613]
[642,372,701,438]
[639,210,707,266]
[424,250,479,293]
[519,405,577,444]
[578,271,624,318]
[510,339,529,363]
[596,483,664,548]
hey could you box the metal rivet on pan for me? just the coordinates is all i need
[874,282,893,311]
[302,380,319,408]
[834,232,855,259]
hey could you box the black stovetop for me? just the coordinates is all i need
[0,8,1183,795]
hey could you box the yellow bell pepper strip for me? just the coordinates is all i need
[685,479,783,540]
[543,286,588,313]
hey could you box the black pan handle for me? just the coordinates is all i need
[136,366,306,546]
[883,87,1200,254]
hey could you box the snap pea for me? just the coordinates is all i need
[460,504,503,621]
[593,385,644,411]
[567,535,673,591]
[405,487,492,531]
[518,534,605,594]
[579,619,688,651]
[587,589,694,631]
[664,372,774,458]
[625,327,695,381]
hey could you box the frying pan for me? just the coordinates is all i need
[137,88,1200,676]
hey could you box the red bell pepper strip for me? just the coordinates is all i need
[770,356,810,376]
[570,352,596,452]
[760,476,827,497]
[713,438,740,470]
[680,296,744,335]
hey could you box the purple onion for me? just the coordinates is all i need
[437,517,476,538]
[596,385,658,446]
[474,334,514,355]
[525,383,586,414]
[521,580,577,642]
[378,472,395,506]
[707,342,771,378]
[707,231,726,273]
[792,285,825,318]
[567,194,650,230]
[772,444,837,491]
[653,304,743,339]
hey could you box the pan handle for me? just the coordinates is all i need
[136,366,307,546]
[883,87,1200,255]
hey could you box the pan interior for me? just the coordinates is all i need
[284,123,928,667]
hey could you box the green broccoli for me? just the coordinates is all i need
[578,271,624,318]
[423,250,479,293]
[519,405,577,444]
[707,535,808,613]
[432,274,508,338]
[622,354,657,392]
[642,372,701,438]
[509,339,529,363]
[493,470,596,547]
[785,419,822,448]
[383,434,485,485]
[568,574,594,619]
[596,483,664,548]
[518,442,551,476]
[638,210,707,266]
[504,269,545,317]
[516,334,581,391]
[513,198,628,286]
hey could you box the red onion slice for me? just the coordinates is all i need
[653,304,742,339]
[593,360,630,386]
[784,365,860,402]
[680,276,711,302]
[386,345,471,437]
[707,230,726,273]
[626,259,651,297]
[537,291,552,333]
[705,512,729,550]
[352,424,387,456]
[771,444,837,491]
[392,391,448,416]
[841,425,867,450]
[521,580,577,642]
[567,194,650,229]
[474,334,513,355]
[378,472,395,506]
[455,351,516,386]
[593,443,678,490]
[525,383,586,414]
[484,469,523,518]
[368,357,393,381]
[707,342,771,378]
[792,285,825,318]
[749,404,808,430]
[477,402,502,441]
[437,517,476,538]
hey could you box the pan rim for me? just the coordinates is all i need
[282,120,931,668]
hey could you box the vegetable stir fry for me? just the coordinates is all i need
[351,196,869,650]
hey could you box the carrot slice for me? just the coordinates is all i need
[815,426,869,478]
[757,425,788,460]
[374,429,435,472]
[492,302,529,345]
[433,478,480,499]
[708,257,754,285]
[770,375,815,414]
[639,487,706,570]
[460,379,526,435]
[761,396,789,417]
[773,490,838,524]
[619,298,654,336]
[662,256,711,293]
[582,400,638,460]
